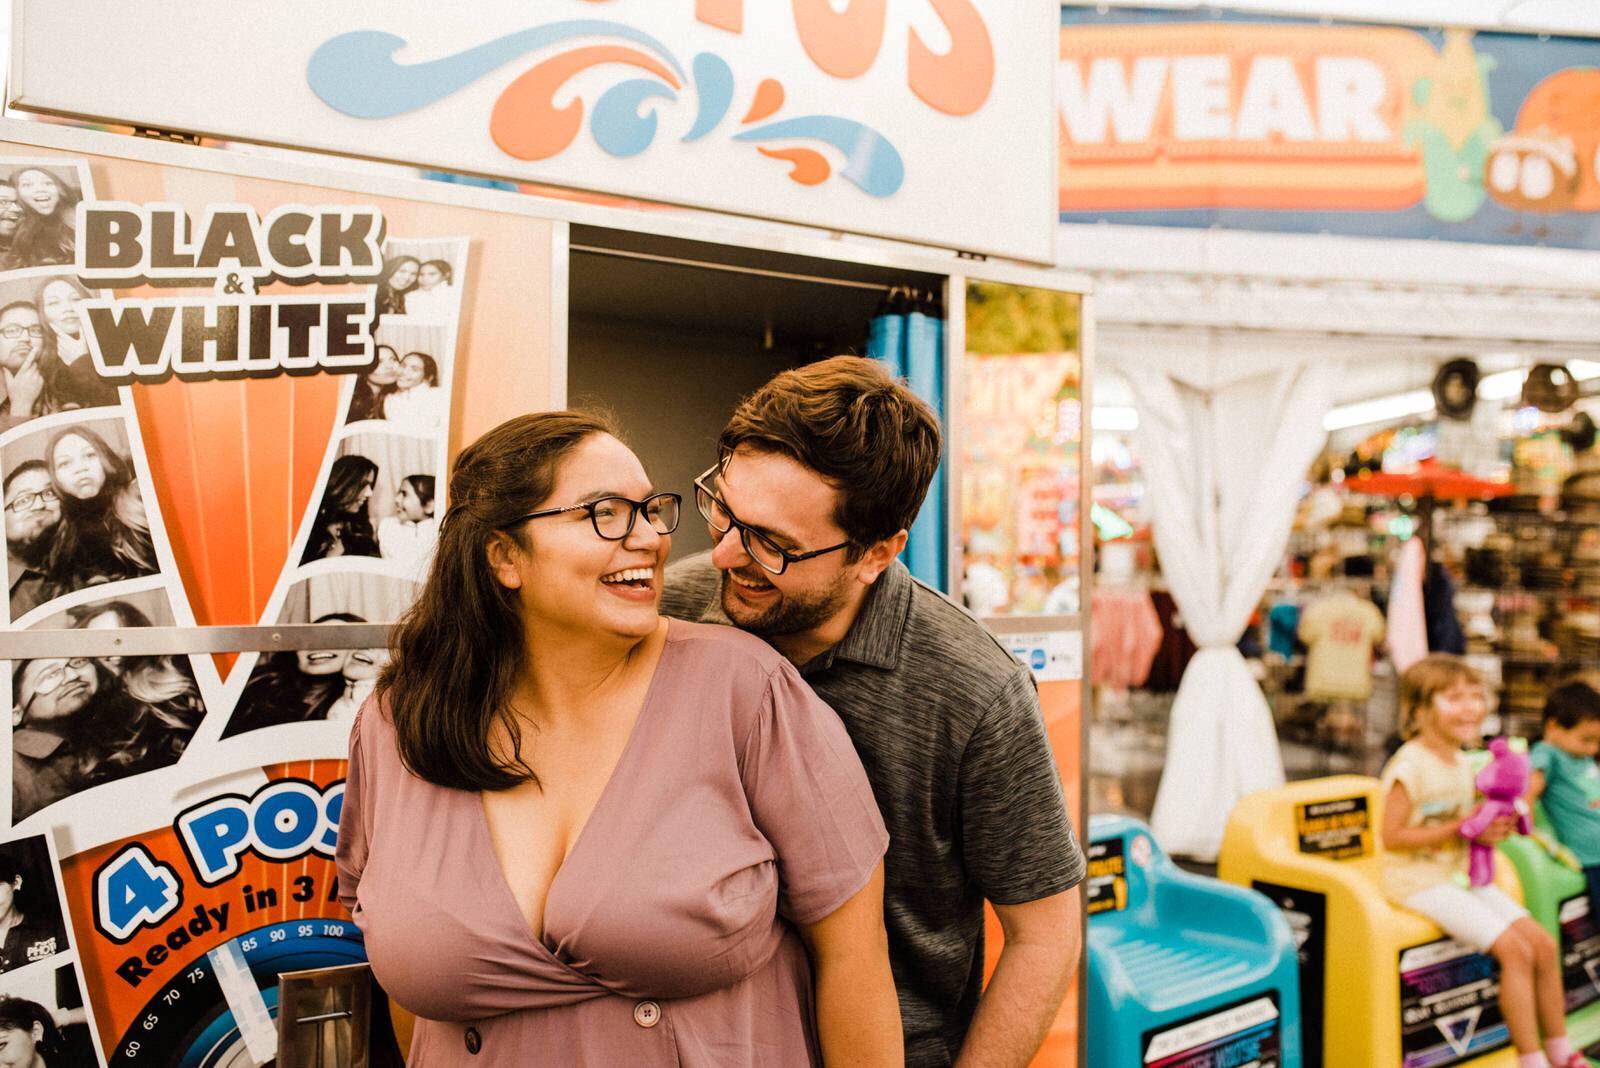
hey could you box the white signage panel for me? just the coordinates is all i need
[11,1,1058,263]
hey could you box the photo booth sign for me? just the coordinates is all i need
[0,122,558,1063]
[11,0,1060,263]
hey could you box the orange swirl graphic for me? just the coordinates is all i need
[756,146,830,185]
[491,45,682,161]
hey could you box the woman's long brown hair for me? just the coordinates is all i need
[379,410,618,791]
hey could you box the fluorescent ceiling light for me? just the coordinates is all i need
[1092,406,1140,431]
[1324,360,1600,432]
[1324,389,1437,432]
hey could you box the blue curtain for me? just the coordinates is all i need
[868,288,946,590]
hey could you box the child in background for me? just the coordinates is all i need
[1380,653,1579,1068]
[376,474,436,579]
[1529,677,1600,925]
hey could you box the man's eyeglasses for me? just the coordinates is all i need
[4,488,56,513]
[693,466,852,576]
[24,658,92,700]
[0,325,43,340]
[510,493,681,541]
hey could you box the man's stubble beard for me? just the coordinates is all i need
[718,569,852,640]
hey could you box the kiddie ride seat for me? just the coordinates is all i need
[1497,799,1600,1053]
[1084,814,1302,1068]
[1219,775,1529,1068]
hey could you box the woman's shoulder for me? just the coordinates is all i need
[664,618,786,668]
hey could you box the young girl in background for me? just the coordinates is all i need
[1528,677,1600,929]
[1380,653,1580,1068]
[376,473,435,578]
[403,259,454,321]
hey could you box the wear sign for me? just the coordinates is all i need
[1059,10,1600,250]
[12,0,1058,262]
[1295,796,1371,859]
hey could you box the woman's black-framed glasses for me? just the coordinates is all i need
[512,493,681,541]
[693,466,851,576]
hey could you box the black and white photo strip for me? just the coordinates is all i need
[0,163,81,275]
[371,238,464,327]
[300,431,439,580]
[0,161,116,432]
[3,415,164,625]
[343,321,452,432]
[221,571,419,739]
[0,832,104,1066]
[12,589,204,827]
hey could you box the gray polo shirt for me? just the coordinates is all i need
[662,553,1085,1066]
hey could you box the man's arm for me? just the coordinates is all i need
[954,888,1082,1068]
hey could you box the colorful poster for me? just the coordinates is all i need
[1398,937,1510,1066]
[1140,993,1283,1068]
[1058,9,1600,250]
[0,127,558,1062]
[1557,892,1600,1015]
[961,350,1082,616]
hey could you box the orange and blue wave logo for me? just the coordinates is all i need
[306,20,905,197]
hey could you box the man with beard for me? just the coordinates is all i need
[0,183,21,264]
[661,356,1085,1067]
[11,655,100,822]
[5,461,59,617]
[0,301,47,430]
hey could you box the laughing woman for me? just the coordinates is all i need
[337,411,901,1065]
[3,169,80,270]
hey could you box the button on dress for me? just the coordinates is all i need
[337,620,889,1065]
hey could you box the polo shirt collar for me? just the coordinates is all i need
[801,559,911,674]
[12,727,68,761]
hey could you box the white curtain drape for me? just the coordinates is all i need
[1131,357,1335,860]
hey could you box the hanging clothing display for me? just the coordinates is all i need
[1143,588,1197,693]
[1387,536,1428,675]
[1423,560,1467,655]
[1267,600,1302,660]
[1090,587,1163,690]
[1298,588,1386,701]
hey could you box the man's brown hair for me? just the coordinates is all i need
[718,356,941,553]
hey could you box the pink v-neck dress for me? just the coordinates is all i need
[337,620,889,1065]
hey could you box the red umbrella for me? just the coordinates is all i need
[1341,457,1513,501]
[1341,458,1512,557]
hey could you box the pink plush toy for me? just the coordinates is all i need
[1456,737,1533,887]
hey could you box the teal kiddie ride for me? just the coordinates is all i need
[1085,813,1302,1068]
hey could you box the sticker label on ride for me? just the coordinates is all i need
[1558,892,1600,1013]
[1295,796,1371,859]
[1253,882,1326,1068]
[1141,993,1281,1068]
[1399,937,1510,1066]
[1085,836,1128,915]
